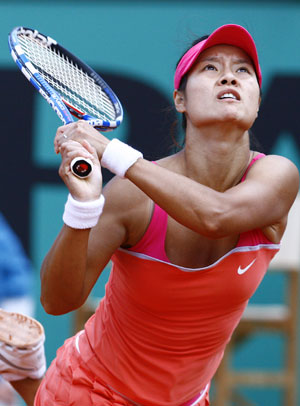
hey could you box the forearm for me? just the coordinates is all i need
[126,159,223,237]
[40,226,91,315]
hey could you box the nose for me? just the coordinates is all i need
[220,77,237,86]
[219,69,238,86]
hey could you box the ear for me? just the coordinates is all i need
[173,90,186,113]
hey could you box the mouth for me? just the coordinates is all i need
[217,89,240,101]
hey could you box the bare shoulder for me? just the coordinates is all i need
[248,154,299,191]
[247,154,299,242]
[102,175,153,247]
[264,154,298,167]
[103,175,150,210]
[253,153,298,171]
[154,151,184,172]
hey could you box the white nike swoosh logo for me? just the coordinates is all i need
[237,259,256,275]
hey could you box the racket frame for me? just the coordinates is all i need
[8,26,123,130]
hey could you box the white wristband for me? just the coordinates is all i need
[101,138,143,178]
[63,194,105,229]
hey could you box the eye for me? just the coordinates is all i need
[204,64,217,71]
[237,66,250,73]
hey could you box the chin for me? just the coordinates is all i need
[217,112,253,128]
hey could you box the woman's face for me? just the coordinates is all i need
[174,44,261,131]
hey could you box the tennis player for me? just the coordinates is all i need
[2,23,298,406]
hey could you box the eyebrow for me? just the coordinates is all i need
[200,56,252,65]
[233,58,253,65]
[200,56,220,62]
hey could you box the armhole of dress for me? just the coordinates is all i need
[238,152,274,246]
[125,161,170,261]
[126,202,170,261]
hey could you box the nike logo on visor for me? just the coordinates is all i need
[237,259,256,275]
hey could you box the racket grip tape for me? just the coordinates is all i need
[71,157,93,178]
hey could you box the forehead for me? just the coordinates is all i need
[198,44,253,64]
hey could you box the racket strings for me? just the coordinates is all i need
[18,34,116,121]
[38,64,103,118]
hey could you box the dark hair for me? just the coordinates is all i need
[176,36,209,134]
[170,36,209,150]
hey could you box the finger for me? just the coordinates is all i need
[54,124,74,153]
[59,147,100,183]
[60,142,97,172]
[55,132,73,154]
[81,139,97,156]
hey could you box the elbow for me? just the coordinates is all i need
[40,297,65,316]
[196,205,229,239]
[40,294,82,316]
[202,218,226,239]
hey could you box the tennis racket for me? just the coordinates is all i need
[8,26,123,178]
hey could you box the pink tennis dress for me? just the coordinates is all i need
[35,153,280,406]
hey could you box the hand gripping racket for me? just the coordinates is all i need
[8,27,123,178]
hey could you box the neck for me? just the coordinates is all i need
[178,125,252,191]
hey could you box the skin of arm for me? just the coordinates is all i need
[54,123,299,242]
[40,173,150,315]
[40,135,125,315]
[43,127,152,315]
[125,154,299,240]
[47,121,299,315]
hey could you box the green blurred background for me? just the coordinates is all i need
[0,1,300,405]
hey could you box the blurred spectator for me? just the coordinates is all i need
[0,212,34,406]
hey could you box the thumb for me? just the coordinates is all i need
[81,140,98,160]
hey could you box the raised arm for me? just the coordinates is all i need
[54,122,299,244]
[125,154,299,241]
[40,187,128,316]
[40,139,140,315]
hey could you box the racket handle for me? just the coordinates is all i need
[71,157,93,178]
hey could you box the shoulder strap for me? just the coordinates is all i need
[241,153,265,182]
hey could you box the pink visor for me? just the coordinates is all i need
[174,24,262,89]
